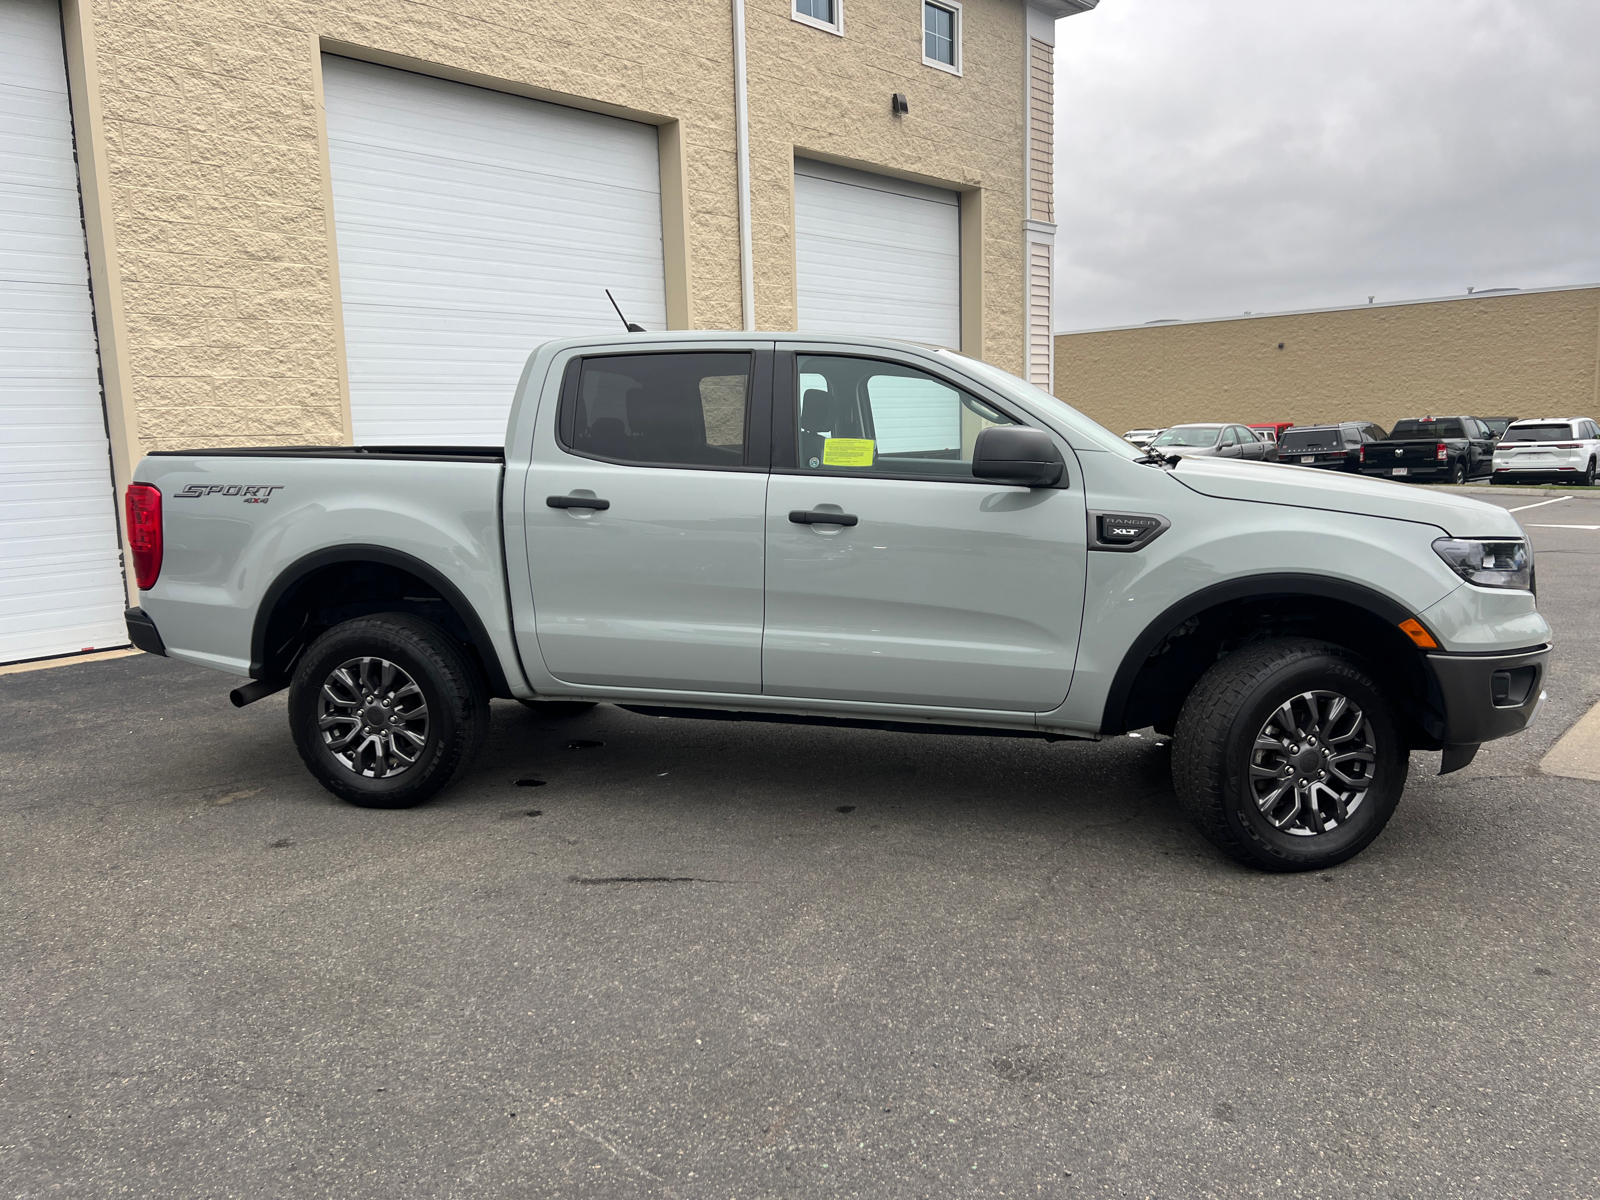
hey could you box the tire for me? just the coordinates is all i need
[1585,459,1596,487]
[288,613,490,808]
[1449,458,1467,485]
[1172,638,1408,872]
[516,699,598,718]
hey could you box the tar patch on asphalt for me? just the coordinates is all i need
[566,875,729,885]
[836,805,856,813]
[498,809,542,820]
[514,778,546,787]
[566,739,604,750]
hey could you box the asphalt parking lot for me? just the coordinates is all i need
[4,489,1598,1199]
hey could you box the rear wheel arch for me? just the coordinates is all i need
[1100,574,1440,748]
[251,546,513,698]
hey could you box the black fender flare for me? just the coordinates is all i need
[1098,572,1419,735]
[249,544,514,697]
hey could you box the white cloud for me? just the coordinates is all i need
[1053,0,1600,330]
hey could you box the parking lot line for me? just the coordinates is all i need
[1508,496,1572,513]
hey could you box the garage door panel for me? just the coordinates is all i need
[0,0,126,663]
[323,55,667,445]
[794,160,961,350]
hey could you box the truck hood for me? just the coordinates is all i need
[1170,457,1523,537]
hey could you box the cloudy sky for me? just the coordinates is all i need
[1051,0,1600,331]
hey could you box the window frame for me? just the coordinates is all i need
[921,0,962,75]
[555,350,773,473]
[771,350,1065,488]
[792,0,844,37]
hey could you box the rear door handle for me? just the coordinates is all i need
[789,509,858,527]
[547,495,610,510]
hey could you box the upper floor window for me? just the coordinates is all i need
[793,0,843,35]
[923,1,961,73]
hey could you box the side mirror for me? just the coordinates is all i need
[972,426,1065,488]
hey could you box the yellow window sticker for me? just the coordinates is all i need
[822,438,875,467]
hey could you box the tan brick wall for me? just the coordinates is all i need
[1054,287,1600,435]
[77,0,1036,451]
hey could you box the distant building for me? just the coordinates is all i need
[1053,283,1600,434]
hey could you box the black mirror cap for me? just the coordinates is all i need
[972,426,1066,488]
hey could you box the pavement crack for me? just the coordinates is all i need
[567,875,735,886]
[566,1119,666,1185]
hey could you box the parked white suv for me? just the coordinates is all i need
[1492,418,1600,486]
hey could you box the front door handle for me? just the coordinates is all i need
[548,495,610,511]
[789,509,858,527]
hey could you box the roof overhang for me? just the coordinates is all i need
[1028,0,1099,18]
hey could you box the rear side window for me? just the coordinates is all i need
[563,352,752,468]
[1503,422,1577,443]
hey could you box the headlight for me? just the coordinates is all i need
[1432,537,1533,590]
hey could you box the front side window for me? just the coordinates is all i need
[794,0,842,33]
[923,2,959,70]
[794,355,1014,479]
[564,352,751,468]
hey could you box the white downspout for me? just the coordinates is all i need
[732,0,755,331]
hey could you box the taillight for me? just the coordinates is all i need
[125,484,163,590]
[1359,445,1365,463]
[1435,443,1448,461]
[1553,442,1579,448]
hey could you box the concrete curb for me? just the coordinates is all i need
[1540,698,1600,782]
[1408,484,1595,498]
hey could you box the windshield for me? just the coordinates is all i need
[1392,418,1465,438]
[1482,419,1513,436]
[1279,428,1341,451]
[1152,426,1221,448]
[1502,423,1577,443]
[932,350,1142,457]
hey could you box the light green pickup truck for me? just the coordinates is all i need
[123,333,1549,871]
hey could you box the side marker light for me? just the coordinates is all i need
[1399,618,1438,649]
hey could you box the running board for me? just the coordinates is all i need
[614,704,1084,742]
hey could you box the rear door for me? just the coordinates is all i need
[762,347,1086,712]
[522,347,771,693]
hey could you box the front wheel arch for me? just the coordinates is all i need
[1100,576,1438,748]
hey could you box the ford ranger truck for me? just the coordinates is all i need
[122,333,1550,872]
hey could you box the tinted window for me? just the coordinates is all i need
[794,356,1014,478]
[1363,424,1387,441]
[1502,423,1578,443]
[566,353,751,467]
[1279,427,1340,451]
[1392,418,1465,438]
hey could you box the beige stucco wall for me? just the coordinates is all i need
[1054,286,1600,434]
[66,0,1037,458]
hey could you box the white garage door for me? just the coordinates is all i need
[323,56,668,445]
[0,0,125,664]
[794,159,961,350]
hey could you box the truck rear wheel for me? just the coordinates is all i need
[1172,638,1407,871]
[288,614,489,808]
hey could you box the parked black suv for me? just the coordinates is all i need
[1278,422,1388,472]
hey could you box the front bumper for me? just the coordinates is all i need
[1426,644,1548,746]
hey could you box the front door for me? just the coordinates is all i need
[763,350,1087,712]
[524,348,770,693]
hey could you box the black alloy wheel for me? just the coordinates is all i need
[1172,638,1408,871]
[288,613,489,808]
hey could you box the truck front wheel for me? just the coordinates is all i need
[1172,639,1408,871]
[287,614,489,808]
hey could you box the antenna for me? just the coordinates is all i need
[606,289,646,333]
